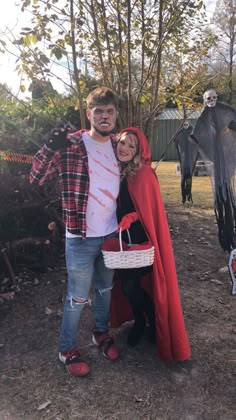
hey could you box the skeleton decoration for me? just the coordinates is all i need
[172,91,236,293]
[191,101,236,251]
[203,89,218,108]
[174,123,199,203]
[190,99,236,294]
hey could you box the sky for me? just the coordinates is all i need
[0,0,216,99]
[0,0,69,98]
[0,0,31,98]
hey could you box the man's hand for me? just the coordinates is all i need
[117,212,139,231]
[44,124,73,151]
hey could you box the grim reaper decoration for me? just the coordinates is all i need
[190,90,236,294]
[174,122,199,204]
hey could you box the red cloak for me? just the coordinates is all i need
[110,127,191,361]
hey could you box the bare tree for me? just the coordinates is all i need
[1,0,213,138]
[212,0,236,104]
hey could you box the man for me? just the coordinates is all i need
[30,87,120,377]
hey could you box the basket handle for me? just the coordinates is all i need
[119,228,131,251]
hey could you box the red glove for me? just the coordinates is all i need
[117,212,139,231]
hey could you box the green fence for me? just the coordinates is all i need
[150,109,201,162]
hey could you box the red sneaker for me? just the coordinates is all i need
[59,348,90,377]
[92,331,119,361]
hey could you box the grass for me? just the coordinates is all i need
[153,161,214,211]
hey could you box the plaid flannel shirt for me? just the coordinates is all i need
[30,130,117,238]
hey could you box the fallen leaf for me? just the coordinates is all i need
[134,396,144,402]
[218,266,228,273]
[210,279,223,285]
[45,307,53,315]
[0,292,15,300]
[37,401,51,411]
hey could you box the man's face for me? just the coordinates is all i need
[86,104,117,136]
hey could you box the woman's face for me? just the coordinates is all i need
[116,133,138,162]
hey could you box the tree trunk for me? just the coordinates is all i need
[70,0,86,128]
[146,0,164,142]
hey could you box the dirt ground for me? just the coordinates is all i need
[0,202,235,420]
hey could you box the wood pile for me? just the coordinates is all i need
[0,162,64,287]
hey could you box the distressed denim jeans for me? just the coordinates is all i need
[59,233,116,353]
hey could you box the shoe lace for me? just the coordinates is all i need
[66,348,81,361]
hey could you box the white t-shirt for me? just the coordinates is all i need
[66,132,120,238]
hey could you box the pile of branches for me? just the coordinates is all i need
[0,159,64,285]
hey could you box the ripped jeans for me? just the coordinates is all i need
[59,234,115,353]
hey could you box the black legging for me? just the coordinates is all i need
[117,267,155,328]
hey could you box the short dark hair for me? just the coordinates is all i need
[86,86,119,110]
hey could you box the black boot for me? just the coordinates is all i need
[139,289,156,344]
[127,314,146,346]
[119,270,154,346]
[147,322,156,343]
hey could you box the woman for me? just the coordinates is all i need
[109,127,191,361]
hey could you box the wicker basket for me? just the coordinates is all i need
[102,229,155,269]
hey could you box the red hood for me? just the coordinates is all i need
[110,127,191,361]
[119,127,151,165]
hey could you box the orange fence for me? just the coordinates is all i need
[0,151,34,164]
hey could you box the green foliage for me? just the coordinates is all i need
[0,82,93,155]
[14,2,212,96]
[208,67,236,106]
[210,0,236,104]
[1,0,216,136]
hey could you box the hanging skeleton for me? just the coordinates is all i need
[174,122,199,204]
[190,90,236,294]
[203,88,218,108]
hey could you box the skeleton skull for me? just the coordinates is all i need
[203,89,217,107]
[183,121,190,129]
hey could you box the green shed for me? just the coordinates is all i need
[151,109,202,162]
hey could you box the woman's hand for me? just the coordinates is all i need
[117,212,138,231]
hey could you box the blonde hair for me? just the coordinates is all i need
[117,131,143,179]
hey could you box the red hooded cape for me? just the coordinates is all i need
[110,127,191,361]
